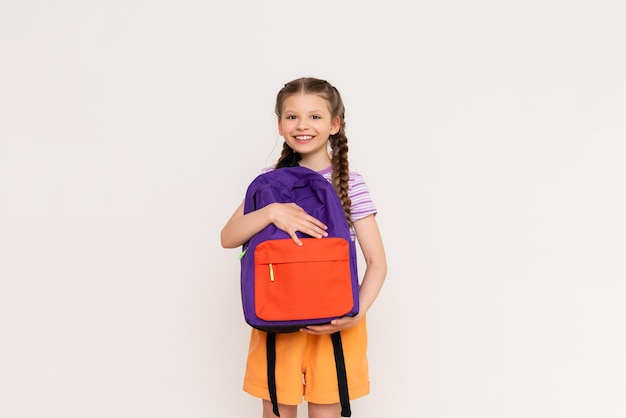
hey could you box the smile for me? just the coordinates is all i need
[294,135,313,141]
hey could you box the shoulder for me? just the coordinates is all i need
[347,170,378,222]
[318,167,366,184]
[346,171,372,197]
[347,171,367,188]
[319,168,373,197]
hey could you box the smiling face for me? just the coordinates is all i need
[277,93,340,169]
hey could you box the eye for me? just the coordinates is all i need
[285,115,297,120]
[311,115,321,120]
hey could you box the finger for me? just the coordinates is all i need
[289,221,325,240]
[306,216,328,231]
[289,230,303,246]
[304,323,336,333]
[300,327,330,335]
[314,224,329,237]
[302,220,328,238]
[304,225,327,239]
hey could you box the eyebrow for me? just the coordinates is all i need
[282,109,326,114]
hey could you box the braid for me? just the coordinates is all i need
[330,123,352,226]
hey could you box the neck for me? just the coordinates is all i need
[298,154,332,172]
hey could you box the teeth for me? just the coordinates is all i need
[295,135,313,140]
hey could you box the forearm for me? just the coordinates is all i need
[357,259,387,316]
[221,202,329,249]
[220,203,273,248]
[352,214,387,317]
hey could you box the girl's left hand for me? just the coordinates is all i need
[299,314,362,335]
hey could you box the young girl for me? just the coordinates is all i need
[221,77,387,418]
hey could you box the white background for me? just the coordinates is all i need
[1,1,625,417]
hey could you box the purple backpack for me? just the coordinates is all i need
[239,166,357,417]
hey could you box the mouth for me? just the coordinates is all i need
[294,135,314,142]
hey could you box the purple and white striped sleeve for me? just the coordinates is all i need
[348,172,377,223]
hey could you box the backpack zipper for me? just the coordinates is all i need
[238,246,248,260]
[269,263,275,282]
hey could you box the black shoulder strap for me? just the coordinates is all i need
[266,332,280,417]
[266,331,351,418]
[331,331,352,417]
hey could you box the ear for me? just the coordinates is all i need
[330,116,341,135]
[277,118,283,136]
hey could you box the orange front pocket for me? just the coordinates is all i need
[254,238,354,321]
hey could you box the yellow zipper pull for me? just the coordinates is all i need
[269,263,275,282]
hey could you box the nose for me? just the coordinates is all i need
[297,119,308,130]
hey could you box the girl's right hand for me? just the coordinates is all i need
[267,202,328,246]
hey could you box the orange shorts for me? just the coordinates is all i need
[243,317,370,405]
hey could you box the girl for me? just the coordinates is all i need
[221,77,387,418]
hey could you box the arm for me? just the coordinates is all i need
[302,214,387,334]
[220,201,329,248]
[352,214,387,316]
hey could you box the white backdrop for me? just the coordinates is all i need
[1,1,625,417]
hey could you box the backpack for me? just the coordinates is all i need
[240,166,358,417]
